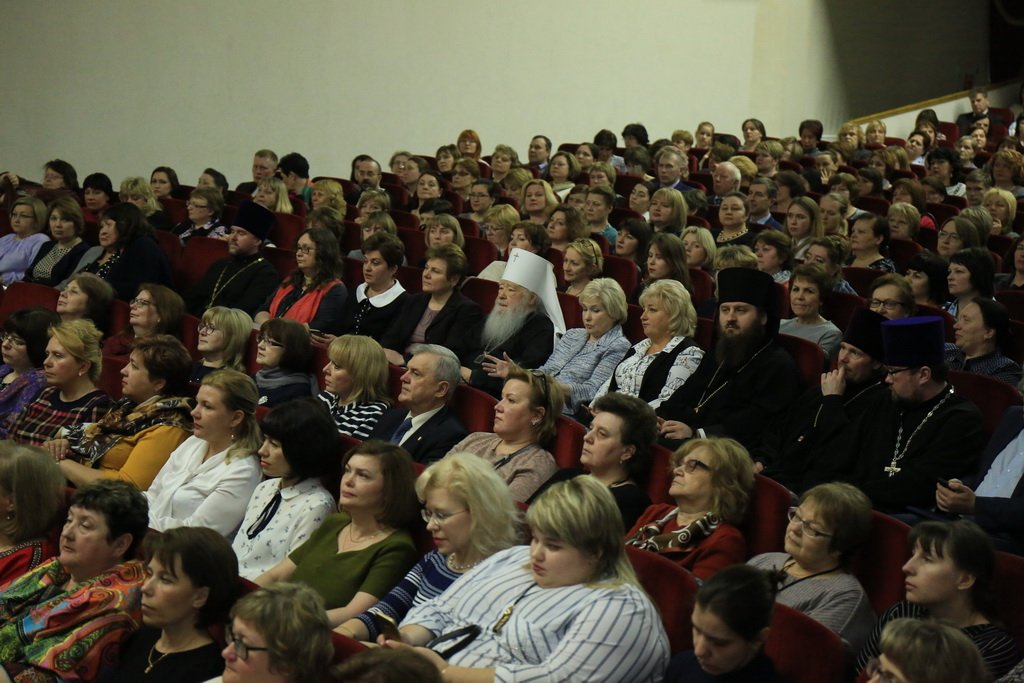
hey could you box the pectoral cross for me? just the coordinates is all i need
[884,464,901,477]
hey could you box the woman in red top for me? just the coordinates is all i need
[0,443,65,588]
[254,228,346,334]
[626,437,753,581]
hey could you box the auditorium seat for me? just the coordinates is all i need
[824,291,866,333]
[764,604,847,683]
[0,282,59,324]
[546,248,565,288]
[456,215,479,238]
[948,370,1023,440]
[1007,321,1024,364]
[995,290,1024,321]
[558,291,583,330]
[777,333,827,385]
[685,214,710,229]
[451,383,497,433]
[841,267,884,298]
[551,416,585,469]
[99,354,128,400]
[610,207,642,228]
[688,268,714,305]
[624,304,644,344]
[108,299,131,337]
[646,443,674,504]
[989,234,1015,267]
[614,174,643,199]
[178,237,229,291]
[695,317,714,351]
[738,474,793,557]
[925,202,959,227]
[603,255,639,297]
[992,550,1024,650]
[625,545,698,653]
[263,246,296,281]
[389,210,417,231]
[245,329,261,374]
[179,313,202,361]
[888,238,922,274]
[271,212,304,251]
[153,229,182,272]
[395,265,423,294]
[915,228,938,253]
[916,303,955,342]
[851,511,910,615]
[460,277,497,313]
[158,196,187,225]
[464,235,499,275]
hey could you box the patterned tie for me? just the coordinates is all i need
[391,418,414,445]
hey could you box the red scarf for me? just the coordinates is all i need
[269,279,342,324]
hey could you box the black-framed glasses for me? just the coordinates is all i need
[884,366,916,377]
[256,334,283,347]
[676,458,711,474]
[529,369,551,410]
[787,507,834,538]
[868,298,903,312]
[225,624,271,660]
[129,298,153,308]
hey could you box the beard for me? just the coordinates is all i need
[715,319,767,369]
[482,306,531,349]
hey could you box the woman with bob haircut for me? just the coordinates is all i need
[106,527,238,681]
[220,584,335,683]
[232,398,338,580]
[754,230,793,284]
[984,187,1018,236]
[254,176,293,215]
[119,176,170,230]
[386,476,669,682]
[448,367,564,504]
[337,451,521,642]
[467,178,498,223]
[665,564,780,681]
[864,618,987,683]
[256,441,419,626]
[649,187,688,236]
[857,519,1020,680]
[520,178,559,226]
[905,251,951,308]
[336,232,408,343]
[145,369,262,536]
[0,480,149,682]
[548,150,581,199]
[62,202,173,301]
[355,188,391,224]
[627,437,754,581]
[316,334,391,439]
[682,225,718,273]
[55,272,114,329]
[192,306,253,384]
[748,482,875,653]
[457,129,482,161]
[945,246,995,317]
[0,197,49,286]
[562,237,604,297]
[944,297,1022,386]
[311,178,348,215]
[79,172,114,218]
[593,279,703,410]
[253,318,317,407]
[172,186,227,243]
[0,307,60,439]
[51,334,194,491]
[544,204,588,254]
[936,215,982,261]
[423,213,466,252]
[780,263,843,362]
[887,202,922,241]
[24,196,90,287]
[435,143,458,174]
[104,282,185,358]
[9,319,111,446]
[0,442,65,586]
[847,214,895,272]
[489,144,520,185]
[486,278,631,411]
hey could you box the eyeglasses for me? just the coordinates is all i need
[256,334,283,347]
[868,298,903,311]
[296,245,316,254]
[186,201,209,209]
[468,193,490,200]
[0,333,26,346]
[529,369,551,413]
[421,508,468,525]
[197,323,218,334]
[884,366,916,377]
[864,657,902,683]
[129,298,153,308]
[225,624,271,661]
[787,507,834,538]
[676,458,711,474]
[937,230,962,241]
[10,211,34,221]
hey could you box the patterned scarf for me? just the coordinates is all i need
[626,508,721,554]
[66,396,194,466]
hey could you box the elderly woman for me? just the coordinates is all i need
[867,274,917,320]
[232,399,337,580]
[337,451,520,642]
[857,520,1020,680]
[562,237,603,297]
[24,197,89,287]
[256,441,418,626]
[847,214,896,272]
[254,228,346,333]
[984,187,1018,236]
[387,477,670,682]
[786,196,824,263]
[683,225,718,273]
[945,247,995,317]
[193,306,252,384]
[311,178,348,214]
[336,232,407,343]
[119,176,170,230]
[9,320,110,446]
[944,297,1022,386]
[49,335,193,490]
[105,283,185,358]
[0,480,149,682]
[906,251,951,308]
[748,483,875,653]
[545,204,588,254]
[865,619,987,683]
[487,278,631,413]
[649,187,688,236]
[252,319,316,408]
[145,370,262,536]
[887,202,922,241]
[254,177,293,214]
[316,335,390,439]
[521,179,559,226]
[63,202,173,300]
[172,186,227,242]
[627,437,754,581]
[382,244,482,366]
[0,308,60,440]
[107,527,237,681]
[0,197,49,285]
[593,279,704,410]
[548,150,580,199]
[55,272,114,328]
[754,230,793,284]
[780,264,843,362]
[449,368,563,503]
[0,443,64,586]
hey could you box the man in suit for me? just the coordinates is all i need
[956,88,1007,136]
[651,147,694,193]
[235,149,278,194]
[367,344,467,464]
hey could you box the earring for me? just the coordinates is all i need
[531,420,540,426]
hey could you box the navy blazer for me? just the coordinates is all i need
[367,405,468,464]
[379,292,483,364]
[970,406,1024,541]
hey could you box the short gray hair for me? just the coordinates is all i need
[409,344,461,401]
[718,161,742,184]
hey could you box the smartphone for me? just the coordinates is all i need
[371,613,401,641]
[936,477,951,489]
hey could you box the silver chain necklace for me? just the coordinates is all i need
[885,387,953,477]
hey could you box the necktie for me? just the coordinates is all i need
[245,490,282,540]
[391,418,414,445]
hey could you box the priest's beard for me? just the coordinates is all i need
[482,306,532,349]
[715,320,767,369]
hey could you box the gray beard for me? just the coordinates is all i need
[482,307,531,349]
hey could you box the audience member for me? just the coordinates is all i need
[316,334,391,439]
[253,317,317,407]
[0,307,60,439]
[23,196,89,287]
[0,442,64,586]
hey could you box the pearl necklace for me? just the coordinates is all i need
[446,553,481,572]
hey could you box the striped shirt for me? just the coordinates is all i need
[315,392,388,439]
[8,387,111,446]
[355,550,460,641]
[404,545,669,682]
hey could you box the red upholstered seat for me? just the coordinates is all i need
[851,511,910,615]
[551,416,585,469]
[776,333,827,386]
[738,474,793,557]
[178,237,229,291]
[0,282,60,324]
[451,383,496,433]
[993,550,1024,651]
[460,277,498,314]
[842,267,884,297]
[645,444,675,504]
[625,545,698,653]
[948,370,1023,440]
[764,603,847,683]
[888,238,922,274]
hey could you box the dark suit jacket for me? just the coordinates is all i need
[957,110,1008,136]
[380,292,483,364]
[367,406,468,464]
[970,406,1024,540]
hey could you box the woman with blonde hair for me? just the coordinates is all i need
[355,188,391,224]
[119,176,170,229]
[729,155,758,185]
[562,237,603,297]
[681,225,717,272]
[888,202,922,240]
[254,176,293,214]
[545,205,589,254]
[337,451,521,642]
[649,187,688,236]
[864,120,887,146]
[0,197,50,286]
[423,213,466,251]
[520,178,559,226]
[865,619,987,683]
[0,442,64,585]
[628,437,755,580]
[193,306,252,383]
[145,369,262,536]
[311,178,348,214]
[388,476,669,681]
[489,144,520,185]
[983,187,1018,236]
[316,334,390,439]
[480,204,519,262]
[820,192,850,237]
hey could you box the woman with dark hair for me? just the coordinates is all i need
[892,178,937,231]
[847,214,895,272]
[450,158,480,205]
[638,233,694,302]
[104,283,185,359]
[104,527,237,681]
[410,170,445,217]
[716,192,756,247]
[56,272,114,331]
[906,251,951,308]
[617,218,654,277]
[0,443,65,585]
[61,202,173,300]
[435,143,458,174]
[936,216,982,261]
[857,520,1020,680]
[0,197,49,285]
[42,159,79,190]
[50,335,194,490]
[253,318,317,407]
[740,118,767,153]
[780,264,843,362]
[254,228,346,334]
[196,168,229,198]
[0,307,61,439]
[255,440,418,627]
[335,232,408,343]
[945,247,995,317]
[233,399,337,579]
[754,230,792,283]
[944,297,1022,385]
[24,197,90,287]
[466,178,498,223]
[81,172,114,223]
[172,186,226,243]
[149,166,179,199]
[996,236,1024,291]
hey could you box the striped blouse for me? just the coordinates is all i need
[355,550,460,641]
[315,392,388,440]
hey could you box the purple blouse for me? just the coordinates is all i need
[0,366,47,439]
[0,233,50,285]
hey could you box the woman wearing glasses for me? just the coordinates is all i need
[0,197,49,286]
[336,451,520,642]
[935,216,982,261]
[0,307,60,439]
[105,283,185,359]
[747,483,876,653]
[867,275,916,321]
[192,306,252,385]
[252,319,317,408]
[627,437,754,581]
[253,228,346,334]
[171,186,227,243]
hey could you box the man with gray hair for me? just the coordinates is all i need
[366,344,467,464]
[708,161,741,206]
